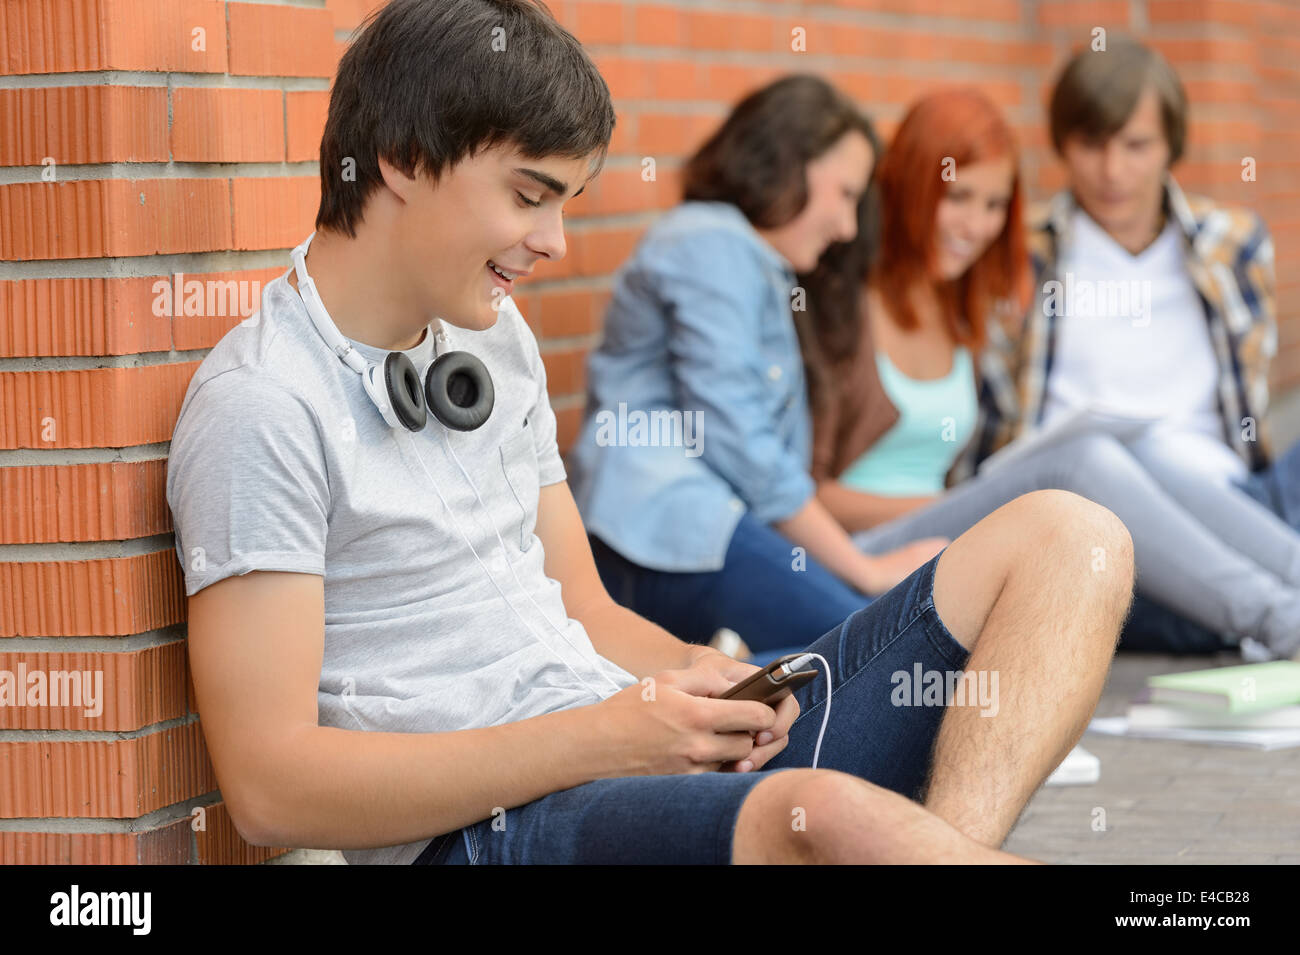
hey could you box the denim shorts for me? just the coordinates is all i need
[414,547,969,864]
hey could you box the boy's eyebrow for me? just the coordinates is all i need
[514,167,586,200]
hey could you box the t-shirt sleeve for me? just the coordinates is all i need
[507,299,567,487]
[166,370,330,597]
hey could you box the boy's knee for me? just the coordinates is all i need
[735,768,884,864]
[1006,489,1133,572]
[1006,490,1136,635]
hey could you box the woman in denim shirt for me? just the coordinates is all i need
[566,75,944,654]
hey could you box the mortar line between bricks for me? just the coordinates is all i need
[0,442,172,466]
[0,161,317,183]
[0,628,187,652]
[0,348,214,371]
[0,248,300,277]
[0,532,176,561]
[0,792,222,833]
[0,712,198,742]
[0,72,331,90]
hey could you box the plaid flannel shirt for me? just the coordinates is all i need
[953,174,1278,484]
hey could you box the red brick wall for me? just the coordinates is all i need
[1,0,1295,863]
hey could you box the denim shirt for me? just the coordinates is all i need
[565,200,814,572]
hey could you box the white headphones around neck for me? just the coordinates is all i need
[290,231,494,433]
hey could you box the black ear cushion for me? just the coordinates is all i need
[385,351,428,431]
[424,351,494,432]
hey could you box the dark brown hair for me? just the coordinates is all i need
[796,189,877,418]
[682,74,880,229]
[681,74,881,413]
[316,0,616,237]
[1048,35,1187,163]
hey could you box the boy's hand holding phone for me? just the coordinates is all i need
[663,649,805,772]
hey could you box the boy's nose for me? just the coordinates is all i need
[531,213,568,262]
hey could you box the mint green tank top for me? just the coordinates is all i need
[838,345,976,496]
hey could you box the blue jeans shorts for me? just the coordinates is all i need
[414,548,970,864]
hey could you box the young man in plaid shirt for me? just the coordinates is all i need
[958,37,1300,660]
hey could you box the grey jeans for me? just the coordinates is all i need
[852,431,1300,658]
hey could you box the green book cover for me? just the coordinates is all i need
[1147,662,1300,713]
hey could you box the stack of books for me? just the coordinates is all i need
[1087,661,1300,750]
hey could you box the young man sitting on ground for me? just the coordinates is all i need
[959,37,1300,662]
[167,0,1135,864]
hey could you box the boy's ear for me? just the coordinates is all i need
[377,156,419,203]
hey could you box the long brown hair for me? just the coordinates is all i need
[796,188,878,419]
[683,73,880,416]
[682,74,879,228]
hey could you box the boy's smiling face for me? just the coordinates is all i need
[379,142,598,331]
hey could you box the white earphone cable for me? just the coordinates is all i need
[802,651,832,770]
[424,416,836,764]
[403,429,624,701]
[438,427,627,696]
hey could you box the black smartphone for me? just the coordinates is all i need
[719,653,818,706]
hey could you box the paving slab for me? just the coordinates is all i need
[1006,651,1300,864]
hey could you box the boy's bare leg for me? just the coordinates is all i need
[732,768,1040,863]
[732,490,1128,863]
[922,489,1134,847]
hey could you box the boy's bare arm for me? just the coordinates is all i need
[186,570,774,849]
[186,570,612,849]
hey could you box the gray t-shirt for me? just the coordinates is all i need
[166,268,639,865]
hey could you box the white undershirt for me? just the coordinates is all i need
[1042,208,1246,484]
